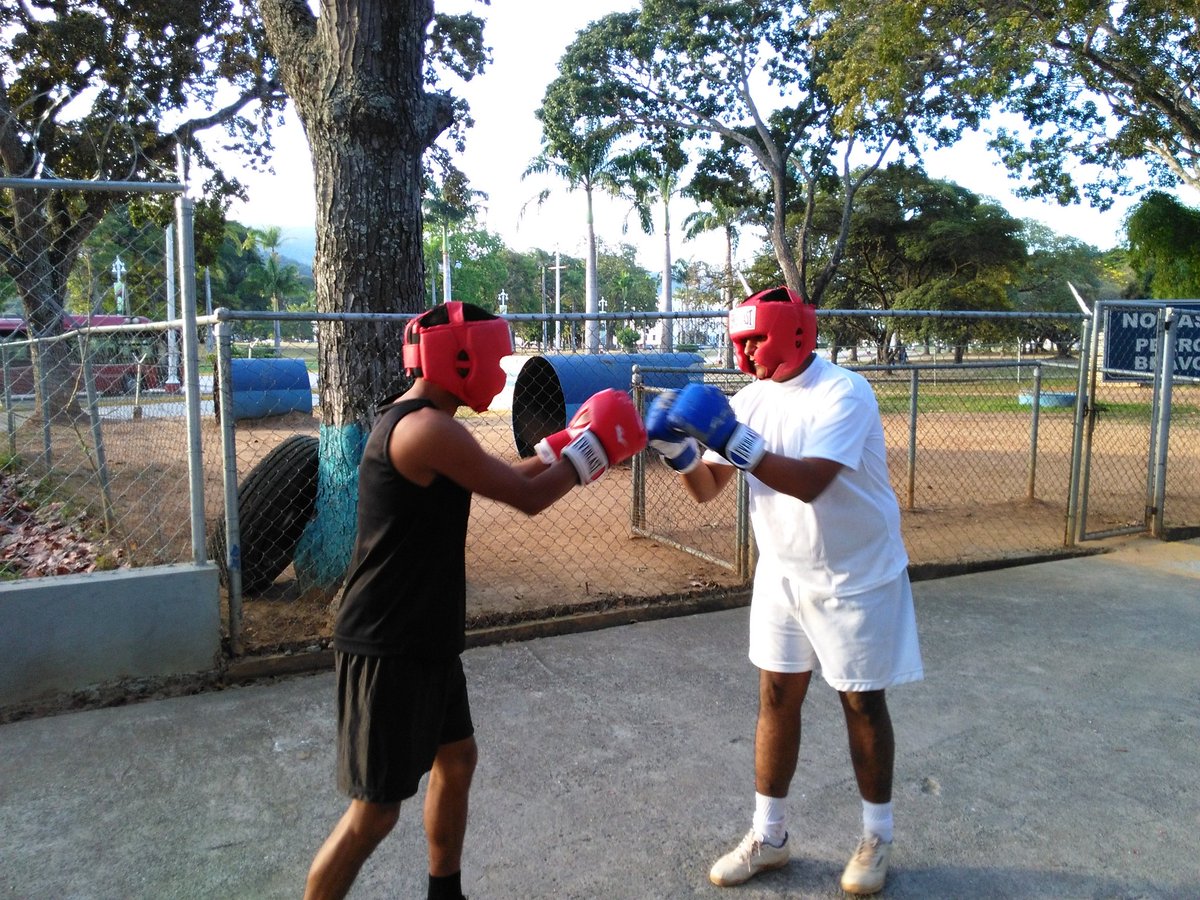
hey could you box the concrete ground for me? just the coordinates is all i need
[1,537,1197,899]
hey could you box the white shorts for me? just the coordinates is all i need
[748,562,924,692]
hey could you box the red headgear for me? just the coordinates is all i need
[728,286,818,378]
[403,301,512,412]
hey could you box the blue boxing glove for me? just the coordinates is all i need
[645,390,700,473]
[667,383,766,471]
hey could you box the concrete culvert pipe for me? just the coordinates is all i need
[511,352,704,457]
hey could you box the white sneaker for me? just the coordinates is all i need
[708,829,789,887]
[840,834,892,895]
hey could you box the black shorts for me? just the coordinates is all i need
[335,651,475,804]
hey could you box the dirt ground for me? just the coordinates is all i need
[203,407,1124,655]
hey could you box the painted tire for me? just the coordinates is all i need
[208,434,320,595]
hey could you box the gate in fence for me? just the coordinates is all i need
[1072,300,1200,541]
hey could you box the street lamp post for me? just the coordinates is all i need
[111,256,126,315]
[540,265,548,348]
[497,289,508,316]
[599,296,607,350]
[549,250,567,350]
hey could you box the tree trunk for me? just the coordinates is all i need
[585,189,600,353]
[721,225,736,368]
[7,186,88,423]
[259,0,453,593]
[660,199,673,353]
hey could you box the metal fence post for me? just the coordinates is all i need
[2,345,13,457]
[1150,307,1178,537]
[1027,365,1042,501]
[906,367,918,510]
[78,335,115,531]
[1065,312,1093,546]
[1144,307,1164,524]
[631,368,646,531]
[215,318,244,654]
[35,335,51,468]
[736,470,751,580]
[175,177,207,564]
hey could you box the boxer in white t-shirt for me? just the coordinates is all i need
[646,287,923,896]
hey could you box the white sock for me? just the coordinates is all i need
[862,799,893,843]
[752,792,787,846]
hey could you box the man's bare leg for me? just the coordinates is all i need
[304,799,401,900]
[838,690,893,803]
[755,669,811,797]
[425,735,478,877]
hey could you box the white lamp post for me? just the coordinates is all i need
[497,289,508,315]
[111,256,126,315]
[599,295,607,350]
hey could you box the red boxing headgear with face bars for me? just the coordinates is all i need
[403,301,512,412]
[727,286,818,378]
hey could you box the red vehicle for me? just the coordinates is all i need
[0,314,164,397]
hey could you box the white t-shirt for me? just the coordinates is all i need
[706,355,908,596]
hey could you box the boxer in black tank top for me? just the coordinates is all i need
[305,303,644,900]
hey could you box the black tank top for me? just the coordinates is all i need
[333,398,471,657]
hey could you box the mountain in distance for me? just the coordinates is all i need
[274,225,316,271]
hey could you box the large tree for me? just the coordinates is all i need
[814,1,1200,207]
[255,0,487,591]
[807,164,1027,362]
[1124,191,1200,299]
[549,1,985,307]
[1014,222,1114,357]
[0,1,286,419]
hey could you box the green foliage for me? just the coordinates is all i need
[614,326,640,351]
[1014,221,1122,355]
[795,163,1027,358]
[424,168,489,270]
[424,223,508,308]
[525,95,646,341]
[415,221,661,350]
[813,1,1200,206]
[550,2,1001,306]
[0,1,286,338]
[1124,192,1200,299]
[62,206,166,319]
[52,209,316,333]
[682,192,757,306]
[596,242,658,314]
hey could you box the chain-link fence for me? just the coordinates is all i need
[190,306,1199,654]
[628,314,1092,581]
[3,181,1198,657]
[1078,300,1200,540]
[0,178,198,579]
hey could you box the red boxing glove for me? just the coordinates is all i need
[536,388,648,466]
[534,427,576,464]
[569,388,647,466]
[537,389,648,484]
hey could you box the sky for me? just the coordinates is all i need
[221,1,1193,272]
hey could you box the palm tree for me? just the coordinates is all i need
[619,137,688,352]
[424,169,487,304]
[525,118,637,353]
[684,196,755,366]
[244,226,305,352]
